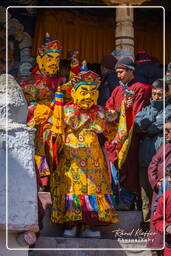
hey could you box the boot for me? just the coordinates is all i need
[63,226,77,238]
[80,225,101,238]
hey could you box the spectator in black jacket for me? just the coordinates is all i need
[98,54,119,106]
[135,51,163,85]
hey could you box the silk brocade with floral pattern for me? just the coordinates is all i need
[51,103,119,224]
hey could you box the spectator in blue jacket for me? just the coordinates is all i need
[134,78,168,228]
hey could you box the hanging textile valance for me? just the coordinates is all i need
[32,10,115,64]
[32,9,168,64]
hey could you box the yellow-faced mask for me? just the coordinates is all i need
[36,38,62,77]
[36,52,60,77]
[71,83,99,109]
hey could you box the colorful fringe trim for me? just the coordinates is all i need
[64,194,116,212]
[51,194,119,224]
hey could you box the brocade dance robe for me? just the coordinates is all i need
[20,70,64,186]
[51,103,119,225]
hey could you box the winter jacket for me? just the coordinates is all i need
[134,99,164,168]
[98,70,119,106]
[135,60,163,85]
[165,98,171,121]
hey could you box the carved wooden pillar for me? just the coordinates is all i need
[103,0,152,58]
[115,4,134,56]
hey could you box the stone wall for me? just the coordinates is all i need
[0,74,38,252]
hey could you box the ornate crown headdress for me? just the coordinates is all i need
[70,70,101,91]
[37,32,62,57]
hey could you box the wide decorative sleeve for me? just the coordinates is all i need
[89,106,107,133]
[64,105,90,130]
[34,104,52,125]
[103,114,119,142]
[64,105,113,133]
[22,83,38,104]
[20,75,55,106]
[104,101,134,169]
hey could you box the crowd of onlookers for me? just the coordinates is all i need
[98,51,171,256]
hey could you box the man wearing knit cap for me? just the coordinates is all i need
[98,54,119,106]
[105,57,151,197]
[115,56,135,72]
[107,57,151,114]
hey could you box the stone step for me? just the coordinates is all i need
[39,192,143,240]
[30,193,151,256]
[41,207,143,239]
[29,237,151,256]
